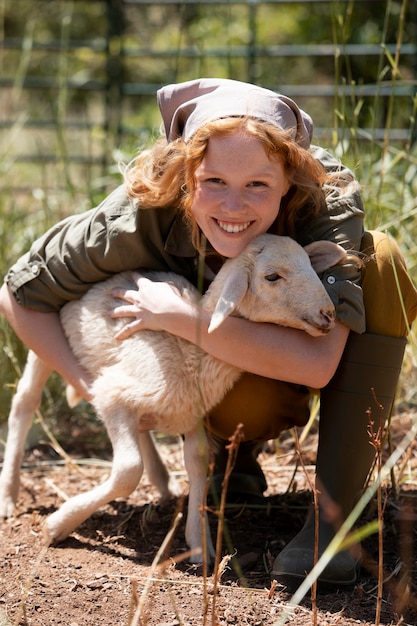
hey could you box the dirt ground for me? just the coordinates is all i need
[1,409,417,626]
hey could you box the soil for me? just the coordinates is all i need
[1,410,417,626]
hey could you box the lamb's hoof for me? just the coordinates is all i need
[168,477,184,499]
[43,517,71,545]
[42,525,54,546]
[0,495,16,519]
[159,478,183,504]
[188,545,215,566]
[189,548,204,565]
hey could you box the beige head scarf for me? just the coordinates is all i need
[157,78,313,149]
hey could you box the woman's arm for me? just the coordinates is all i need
[110,275,350,389]
[0,283,92,400]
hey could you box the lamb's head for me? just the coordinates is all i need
[207,233,349,337]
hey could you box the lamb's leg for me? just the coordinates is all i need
[183,427,215,564]
[139,431,183,502]
[44,404,143,544]
[0,351,52,518]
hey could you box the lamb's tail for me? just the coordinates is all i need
[66,385,83,408]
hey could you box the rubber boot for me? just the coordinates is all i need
[208,433,267,505]
[271,332,406,590]
[206,372,312,505]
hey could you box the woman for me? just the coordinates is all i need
[1,78,416,590]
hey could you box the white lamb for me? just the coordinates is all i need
[0,233,347,563]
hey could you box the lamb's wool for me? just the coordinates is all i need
[0,234,346,563]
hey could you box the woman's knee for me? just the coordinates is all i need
[360,230,417,337]
[205,373,311,442]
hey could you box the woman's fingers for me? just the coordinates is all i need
[111,288,138,304]
[110,303,138,318]
[109,273,191,339]
[131,271,145,287]
[114,319,143,340]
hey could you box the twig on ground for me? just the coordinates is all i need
[12,543,49,626]
[128,511,183,626]
[293,428,319,626]
[368,403,386,626]
[210,423,245,626]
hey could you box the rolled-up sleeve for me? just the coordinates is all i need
[4,185,195,312]
[5,186,135,311]
[319,261,365,334]
[299,146,366,333]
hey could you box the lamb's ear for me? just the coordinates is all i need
[304,240,347,273]
[208,267,250,333]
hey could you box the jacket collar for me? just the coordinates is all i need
[164,212,197,257]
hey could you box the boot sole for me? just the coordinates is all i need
[271,571,357,595]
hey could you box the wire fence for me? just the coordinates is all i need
[1,0,416,195]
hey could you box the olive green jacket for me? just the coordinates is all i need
[5,146,365,333]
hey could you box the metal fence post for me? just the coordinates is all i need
[104,0,125,162]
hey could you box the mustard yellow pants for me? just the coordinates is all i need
[206,231,417,442]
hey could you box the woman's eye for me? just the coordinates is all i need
[265,273,282,282]
[206,177,223,184]
[249,181,268,188]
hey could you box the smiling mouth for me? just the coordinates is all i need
[217,220,252,233]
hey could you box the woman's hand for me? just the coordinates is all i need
[108,275,348,390]
[110,272,194,340]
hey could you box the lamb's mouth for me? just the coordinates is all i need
[216,220,252,234]
[304,318,335,335]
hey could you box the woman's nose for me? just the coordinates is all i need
[222,189,245,213]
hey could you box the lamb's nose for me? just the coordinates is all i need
[320,308,336,327]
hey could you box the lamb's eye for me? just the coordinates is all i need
[265,273,282,282]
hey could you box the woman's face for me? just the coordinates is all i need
[190,131,290,258]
